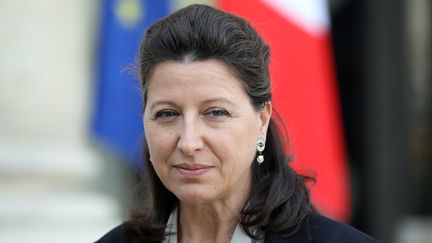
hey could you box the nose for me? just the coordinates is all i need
[177,118,204,155]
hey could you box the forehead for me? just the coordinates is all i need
[146,60,248,101]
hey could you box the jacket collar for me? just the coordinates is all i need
[264,215,312,243]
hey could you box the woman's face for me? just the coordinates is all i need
[143,59,271,205]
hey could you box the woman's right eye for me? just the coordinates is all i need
[154,110,178,120]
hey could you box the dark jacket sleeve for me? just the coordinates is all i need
[265,213,381,243]
[308,214,381,243]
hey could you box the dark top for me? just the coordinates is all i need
[95,213,381,243]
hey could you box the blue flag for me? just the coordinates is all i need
[92,0,170,168]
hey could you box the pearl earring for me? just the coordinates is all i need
[256,138,265,165]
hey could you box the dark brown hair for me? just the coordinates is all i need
[124,4,313,241]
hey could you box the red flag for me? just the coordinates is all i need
[218,0,350,221]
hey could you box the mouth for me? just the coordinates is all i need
[173,164,213,177]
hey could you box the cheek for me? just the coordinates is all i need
[144,126,175,162]
[212,126,257,166]
[235,117,260,146]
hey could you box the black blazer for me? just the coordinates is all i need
[96,213,380,243]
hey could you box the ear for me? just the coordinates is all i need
[258,102,272,138]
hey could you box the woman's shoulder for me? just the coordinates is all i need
[95,224,132,243]
[265,213,381,243]
[307,213,380,243]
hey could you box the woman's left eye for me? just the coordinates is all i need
[206,108,230,117]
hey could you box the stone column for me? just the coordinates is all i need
[0,1,122,242]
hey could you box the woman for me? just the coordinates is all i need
[97,4,379,243]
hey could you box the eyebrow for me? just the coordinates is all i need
[149,97,237,110]
[149,100,178,111]
[201,98,237,107]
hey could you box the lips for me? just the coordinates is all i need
[173,164,213,177]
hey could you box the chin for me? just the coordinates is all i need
[171,186,217,205]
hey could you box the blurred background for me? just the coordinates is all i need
[0,0,430,242]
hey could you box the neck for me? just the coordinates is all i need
[177,184,251,243]
[178,202,242,243]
